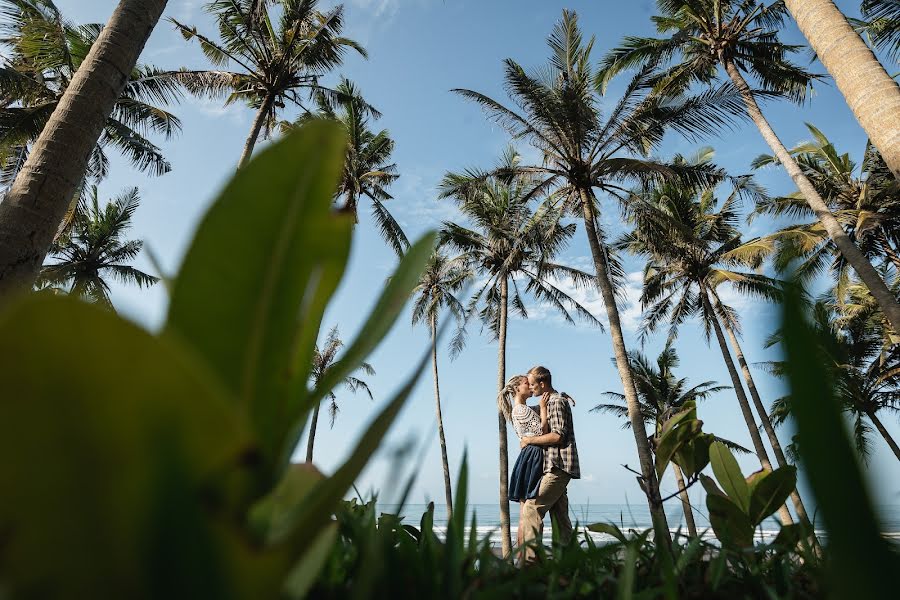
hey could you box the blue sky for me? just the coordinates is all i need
[53,0,899,511]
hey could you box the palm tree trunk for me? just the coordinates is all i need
[237,96,273,169]
[722,59,900,334]
[496,277,512,557]
[783,0,900,180]
[701,286,794,526]
[431,315,454,517]
[579,188,672,550]
[0,0,169,300]
[711,291,815,528]
[672,463,698,538]
[305,401,321,462]
[867,409,900,461]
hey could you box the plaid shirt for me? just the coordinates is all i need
[543,393,580,478]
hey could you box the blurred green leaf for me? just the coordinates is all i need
[771,522,810,551]
[673,432,712,478]
[748,466,796,525]
[0,295,252,598]
[165,120,352,467]
[587,522,629,544]
[660,400,697,436]
[699,473,726,498]
[281,342,433,560]
[709,442,750,514]
[781,280,900,596]
[655,418,702,479]
[300,232,437,467]
[249,463,325,544]
[706,495,753,549]
[283,522,338,599]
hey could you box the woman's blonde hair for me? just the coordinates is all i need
[498,375,525,423]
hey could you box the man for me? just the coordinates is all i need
[518,365,579,562]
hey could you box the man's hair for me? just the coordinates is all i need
[528,365,552,386]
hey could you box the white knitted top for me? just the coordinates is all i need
[511,403,542,439]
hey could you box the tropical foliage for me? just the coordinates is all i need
[411,251,472,515]
[170,0,365,167]
[287,78,407,255]
[36,186,157,309]
[3,1,900,597]
[766,297,900,463]
[305,325,374,462]
[751,123,900,292]
[0,0,182,187]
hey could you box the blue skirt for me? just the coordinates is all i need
[509,444,543,502]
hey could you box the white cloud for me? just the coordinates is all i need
[183,94,247,124]
[350,0,401,19]
[513,265,646,335]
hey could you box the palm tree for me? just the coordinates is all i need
[305,325,374,462]
[0,0,182,187]
[286,79,408,255]
[170,0,365,168]
[617,161,802,526]
[0,0,170,299]
[411,251,472,517]
[35,186,157,309]
[767,300,900,462]
[593,348,731,538]
[453,10,748,547]
[751,123,900,291]
[781,0,900,178]
[858,0,900,64]
[599,0,900,334]
[439,147,602,557]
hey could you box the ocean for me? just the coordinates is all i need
[377,503,900,546]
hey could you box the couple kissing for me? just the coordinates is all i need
[499,365,579,563]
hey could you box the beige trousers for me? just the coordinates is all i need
[519,467,572,562]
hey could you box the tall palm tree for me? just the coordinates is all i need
[599,0,900,334]
[751,124,900,292]
[781,0,900,178]
[0,0,182,187]
[286,79,408,255]
[411,251,472,517]
[439,147,602,557]
[305,325,374,462]
[170,0,365,168]
[858,0,900,64]
[35,186,157,309]
[0,0,170,299]
[617,163,801,526]
[767,300,900,462]
[453,10,748,547]
[593,348,731,538]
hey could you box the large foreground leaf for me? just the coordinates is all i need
[781,282,900,597]
[0,295,252,598]
[166,120,353,467]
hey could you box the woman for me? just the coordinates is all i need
[499,375,548,551]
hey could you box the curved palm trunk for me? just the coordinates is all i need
[867,409,900,461]
[672,463,698,538]
[496,277,512,557]
[783,0,900,180]
[711,291,815,528]
[579,189,672,550]
[722,60,900,334]
[701,287,794,525]
[0,0,169,300]
[431,315,454,517]
[305,401,321,462]
[237,96,274,169]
